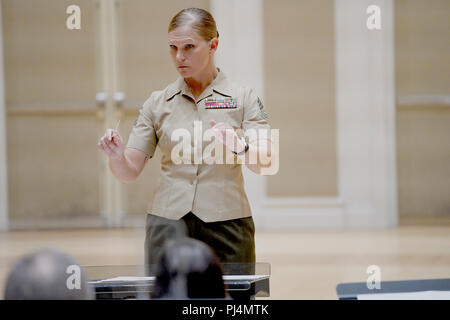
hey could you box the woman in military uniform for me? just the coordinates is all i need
[97,8,276,266]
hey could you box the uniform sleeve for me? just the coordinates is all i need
[242,88,272,143]
[126,95,158,158]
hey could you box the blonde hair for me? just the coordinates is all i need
[168,8,219,41]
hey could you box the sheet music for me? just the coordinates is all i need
[90,274,269,283]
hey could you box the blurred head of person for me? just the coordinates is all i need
[168,8,219,79]
[152,237,226,299]
[4,248,93,300]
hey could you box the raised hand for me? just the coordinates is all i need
[97,128,125,159]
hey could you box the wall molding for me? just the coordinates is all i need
[264,197,343,209]
[397,94,450,107]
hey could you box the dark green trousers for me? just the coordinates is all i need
[144,212,255,266]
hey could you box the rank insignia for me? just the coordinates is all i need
[204,97,238,109]
[257,97,269,119]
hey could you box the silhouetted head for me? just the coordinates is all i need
[152,237,226,299]
[4,248,93,300]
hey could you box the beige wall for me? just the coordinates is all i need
[264,0,338,197]
[3,0,99,220]
[7,115,100,218]
[397,106,450,217]
[3,0,97,107]
[4,0,209,222]
[395,0,450,96]
[395,0,450,219]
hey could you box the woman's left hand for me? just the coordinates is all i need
[210,120,246,154]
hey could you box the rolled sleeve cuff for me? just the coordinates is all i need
[126,134,157,158]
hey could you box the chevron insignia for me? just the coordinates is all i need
[257,97,269,119]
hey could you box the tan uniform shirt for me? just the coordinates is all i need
[126,69,271,222]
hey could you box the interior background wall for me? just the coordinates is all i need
[395,0,450,221]
[263,0,338,198]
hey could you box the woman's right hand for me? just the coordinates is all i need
[97,129,125,159]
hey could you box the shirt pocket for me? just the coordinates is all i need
[206,108,243,129]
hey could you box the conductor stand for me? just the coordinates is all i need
[85,262,270,300]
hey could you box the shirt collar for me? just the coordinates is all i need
[165,68,233,101]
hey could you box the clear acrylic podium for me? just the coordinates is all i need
[85,263,270,300]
